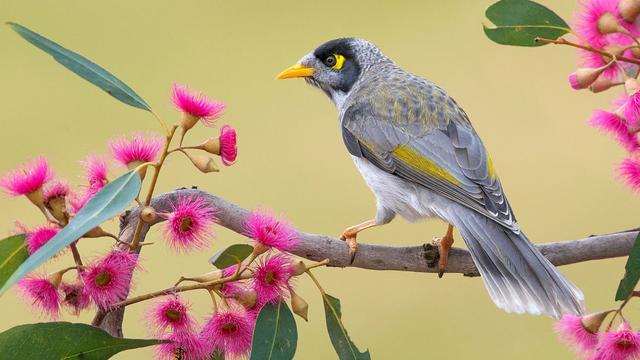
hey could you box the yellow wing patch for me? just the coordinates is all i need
[392,145,461,186]
[486,153,497,180]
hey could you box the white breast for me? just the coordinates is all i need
[351,156,443,222]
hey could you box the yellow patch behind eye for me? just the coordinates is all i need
[332,54,346,70]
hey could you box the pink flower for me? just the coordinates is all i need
[0,157,54,197]
[590,324,640,360]
[109,133,164,168]
[251,254,294,304]
[67,189,93,214]
[171,83,225,126]
[81,251,134,309]
[155,330,208,360]
[104,248,140,271]
[25,225,59,255]
[162,195,216,252]
[618,157,640,191]
[80,155,108,189]
[590,111,639,152]
[60,282,92,315]
[43,180,69,203]
[555,314,599,355]
[201,307,254,358]
[578,47,623,80]
[219,125,238,166]
[574,0,634,45]
[623,92,640,131]
[147,296,195,335]
[16,275,61,318]
[244,210,298,251]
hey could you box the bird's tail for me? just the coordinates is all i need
[449,210,584,319]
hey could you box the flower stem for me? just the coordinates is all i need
[69,242,84,270]
[607,290,640,330]
[129,125,178,251]
[109,273,253,310]
[536,37,640,66]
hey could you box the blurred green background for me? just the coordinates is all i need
[0,0,636,358]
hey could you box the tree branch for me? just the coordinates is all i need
[92,188,639,335]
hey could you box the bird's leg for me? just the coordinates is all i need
[339,219,377,264]
[432,224,455,278]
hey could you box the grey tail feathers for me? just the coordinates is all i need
[451,210,584,319]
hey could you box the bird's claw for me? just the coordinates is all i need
[432,233,454,278]
[340,231,359,265]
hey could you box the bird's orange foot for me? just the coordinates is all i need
[433,225,455,278]
[339,229,360,265]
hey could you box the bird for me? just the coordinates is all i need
[275,37,584,318]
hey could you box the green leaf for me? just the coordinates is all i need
[0,322,163,359]
[483,0,570,47]
[7,22,152,111]
[0,234,28,288]
[322,293,370,360]
[250,301,297,360]
[0,171,141,295]
[209,244,254,269]
[616,232,640,301]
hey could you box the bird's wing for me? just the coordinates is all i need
[341,72,518,231]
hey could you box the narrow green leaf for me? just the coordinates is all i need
[0,322,163,359]
[616,232,640,301]
[209,244,254,269]
[322,293,370,360]
[7,22,152,111]
[0,171,141,295]
[250,301,297,360]
[0,234,28,288]
[483,0,570,47]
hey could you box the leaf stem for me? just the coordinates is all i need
[305,269,326,295]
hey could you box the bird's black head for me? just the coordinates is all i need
[276,38,388,104]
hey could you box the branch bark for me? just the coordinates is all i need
[92,188,639,335]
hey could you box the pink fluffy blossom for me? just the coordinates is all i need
[244,210,298,251]
[43,180,69,203]
[162,195,216,252]
[201,307,254,358]
[251,254,294,304]
[60,282,92,315]
[555,314,599,355]
[80,155,108,189]
[590,111,639,152]
[147,296,195,335]
[25,225,59,255]
[171,83,225,126]
[219,125,238,166]
[574,0,634,45]
[623,92,640,131]
[578,48,623,80]
[618,157,640,191]
[109,133,164,168]
[590,324,640,360]
[155,330,208,360]
[0,157,54,197]
[81,251,134,309]
[16,275,61,319]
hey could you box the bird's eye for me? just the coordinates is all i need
[324,54,346,70]
[324,55,337,67]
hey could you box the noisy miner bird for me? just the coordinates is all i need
[276,38,584,318]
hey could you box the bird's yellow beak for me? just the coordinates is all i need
[275,64,314,80]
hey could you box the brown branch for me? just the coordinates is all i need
[92,188,639,336]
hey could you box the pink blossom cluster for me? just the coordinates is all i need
[556,313,640,359]
[148,251,298,359]
[570,0,640,191]
[16,249,139,318]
